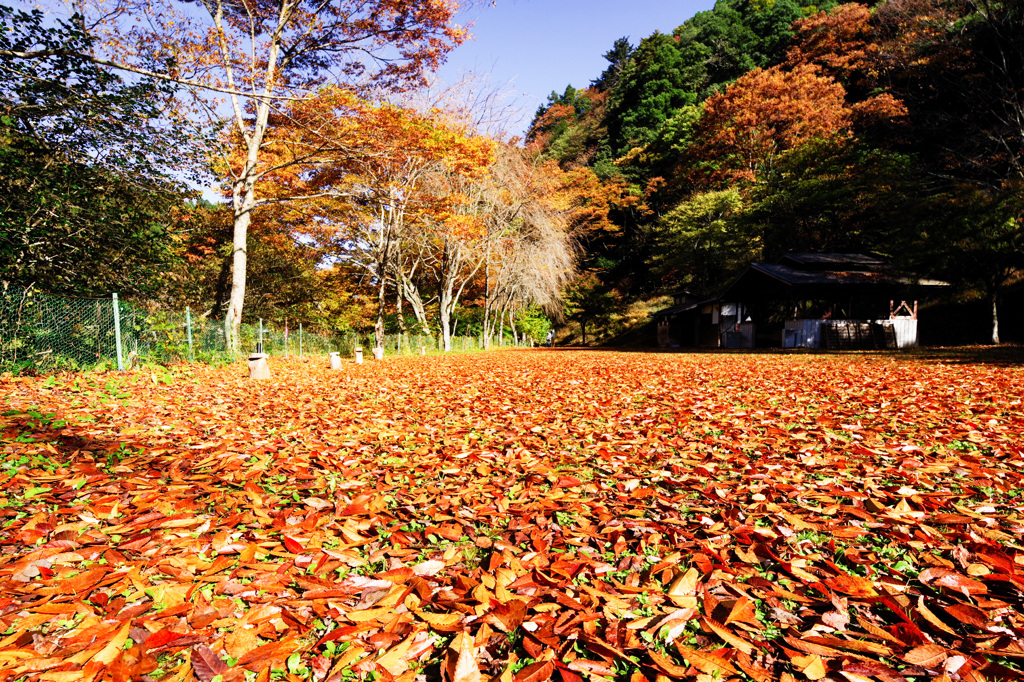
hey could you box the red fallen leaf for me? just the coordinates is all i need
[919,567,987,595]
[340,493,374,516]
[724,596,761,627]
[376,567,415,583]
[515,660,554,682]
[192,645,230,682]
[282,535,305,553]
[554,476,582,489]
[144,629,186,651]
[567,659,616,677]
[63,567,109,594]
[821,610,849,630]
[151,634,211,653]
[93,622,132,666]
[554,663,586,682]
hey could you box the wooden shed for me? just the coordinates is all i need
[653,253,949,349]
[652,290,718,348]
[718,253,949,349]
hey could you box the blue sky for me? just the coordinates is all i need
[436,0,718,135]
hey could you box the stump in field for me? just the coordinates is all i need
[329,352,341,370]
[248,353,270,380]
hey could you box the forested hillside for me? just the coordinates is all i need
[527,0,1023,344]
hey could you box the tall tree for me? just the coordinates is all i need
[478,148,576,347]
[4,0,468,349]
[647,189,755,295]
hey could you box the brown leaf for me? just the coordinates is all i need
[486,599,528,633]
[902,644,948,668]
[791,653,828,680]
[417,610,464,632]
[674,644,737,676]
[702,617,755,654]
[515,661,554,682]
[824,573,878,597]
[919,567,987,595]
[192,645,230,682]
[944,603,989,629]
[648,649,689,676]
[225,627,262,660]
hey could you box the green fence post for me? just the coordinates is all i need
[112,293,124,370]
[299,324,303,358]
[186,306,194,362]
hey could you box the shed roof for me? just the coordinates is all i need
[650,297,716,319]
[779,253,888,270]
[721,254,949,301]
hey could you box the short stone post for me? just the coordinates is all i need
[248,353,270,380]
[354,347,363,364]
[420,346,426,356]
[372,347,384,360]
[329,352,341,369]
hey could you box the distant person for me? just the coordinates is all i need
[546,330,554,347]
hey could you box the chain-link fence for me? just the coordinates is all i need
[1,283,530,372]
[0,284,149,372]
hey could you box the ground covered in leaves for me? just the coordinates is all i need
[2,349,1024,682]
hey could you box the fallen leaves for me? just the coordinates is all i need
[1,350,1023,681]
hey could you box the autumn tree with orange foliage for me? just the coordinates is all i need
[14,0,469,350]
[692,64,853,184]
[249,87,494,349]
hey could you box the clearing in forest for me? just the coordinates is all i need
[1,349,1023,682]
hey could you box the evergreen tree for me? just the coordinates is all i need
[606,32,698,157]
[591,37,634,92]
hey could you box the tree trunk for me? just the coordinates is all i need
[991,289,1001,344]
[226,177,256,353]
[439,289,453,352]
[216,1,283,354]
[375,274,387,351]
[397,269,431,336]
[395,285,406,352]
[482,241,491,349]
